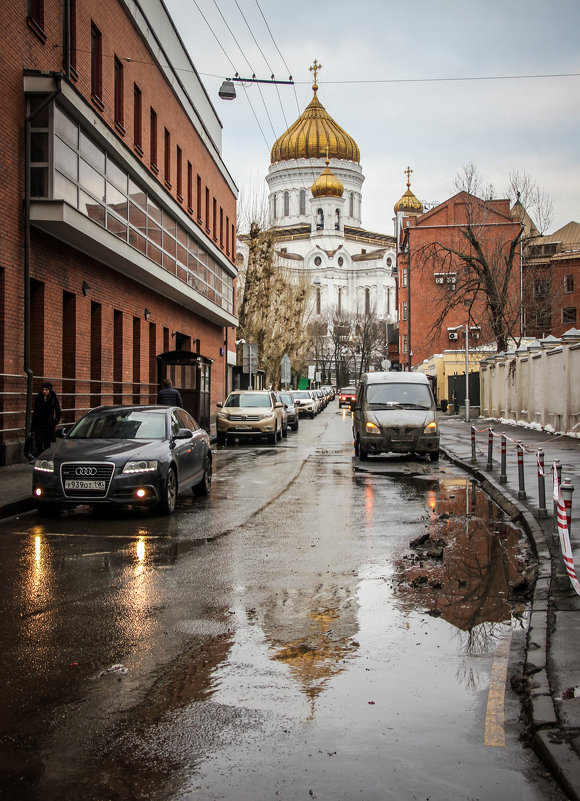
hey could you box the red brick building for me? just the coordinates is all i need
[522,221,580,338]
[0,0,238,464]
[395,190,522,368]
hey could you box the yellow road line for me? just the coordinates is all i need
[484,628,513,747]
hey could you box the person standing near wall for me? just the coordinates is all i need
[30,382,62,455]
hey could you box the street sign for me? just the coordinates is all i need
[281,353,291,384]
[242,343,258,375]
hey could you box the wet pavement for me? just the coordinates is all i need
[0,409,578,800]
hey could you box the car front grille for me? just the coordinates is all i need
[60,461,115,498]
[230,414,263,422]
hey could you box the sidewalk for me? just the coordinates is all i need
[439,416,580,801]
[0,421,579,798]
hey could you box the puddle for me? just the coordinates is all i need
[393,477,536,633]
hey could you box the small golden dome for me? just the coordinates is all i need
[271,64,360,164]
[394,167,423,214]
[311,159,344,198]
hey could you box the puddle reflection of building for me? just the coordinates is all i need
[393,478,531,645]
[262,586,360,716]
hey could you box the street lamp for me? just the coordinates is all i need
[218,74,294,101]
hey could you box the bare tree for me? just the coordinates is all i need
[237,223,312,388]
[417,164,553,353]
[351,309,386,380]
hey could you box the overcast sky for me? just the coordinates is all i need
[165,0,579,234]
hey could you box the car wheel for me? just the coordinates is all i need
[216,432,226,446]
[193,453,212,496]
[159,466,177,514]
[309,411,315,419]
[282,423,288,438]
[292,420,299,432]
[36,501,61,517]
[430,450,440,462]
[354,436,359,456]
[358,439,369,461]
[269,427,277,445]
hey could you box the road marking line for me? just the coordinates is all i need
[484,628,513,747]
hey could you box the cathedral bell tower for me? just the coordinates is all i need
[310,156,345,236]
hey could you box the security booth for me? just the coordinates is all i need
[157,350,212,431]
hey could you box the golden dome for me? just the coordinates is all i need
[270,64,360,164]
[394,167,423,214]
[311,158,344,198]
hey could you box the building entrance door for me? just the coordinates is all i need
[157,350,212,431]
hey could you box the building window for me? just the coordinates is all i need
[534,279,550,299]
[187,161,192,212]
[316,208,323,230]
[90,22,102,102]
[213,197,217,240]
[114,56,124,130]
[28,96,50,197]
[176,145,182,199]
[316,287,321,315]
[196,174,202,220]
[536,310,551,331]
[273,194,277,219]
[150,108,157,169]
[219,207,224,247]
[133,84,142,151]
[226,215,230,254]
[402,300,408,321]
[402,334,408,354]
[335,209,340,230]
[283,190,289,216]
[164,128,171,186]
[365,287,370,315]
[349,192,354,217]
[565,274,574,293]
[314,256,322,266]
[563,307,577,325]
[205,187,210,231]
[402,268,407,288]
[68,0,77,72]
[299,189,306,215]
[338,287,342,316]
[27,0,45,37]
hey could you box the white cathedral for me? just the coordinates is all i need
[238,62,423,361]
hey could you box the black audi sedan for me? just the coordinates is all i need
[32,405,212,516]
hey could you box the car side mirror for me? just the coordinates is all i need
[275,402,283,408]
[175,428,193,439]
[216,401,223,408]
[57,428,67,438]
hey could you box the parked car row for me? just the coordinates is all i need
[31,386,339,518]
[216,387,334,443]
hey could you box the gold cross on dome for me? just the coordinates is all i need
[404,166,413,189]
[309,60,322,90]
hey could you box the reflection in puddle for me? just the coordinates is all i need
[393,478,535,647]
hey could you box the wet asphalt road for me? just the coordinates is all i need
[0,404,568,801]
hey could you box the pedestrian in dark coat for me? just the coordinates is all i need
[157,378,183,407]
[31,382,62,454]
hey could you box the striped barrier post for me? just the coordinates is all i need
[486,427,494,472]
[537,449,548,519]
[471,425,477,464]
[554,461,562,534]
[561,479,574,536]
[517,442,526,500]
[499,435,507,484]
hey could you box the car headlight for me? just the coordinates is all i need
[217,411,229,419]
[365,421,380,434]
[123,460,158,474]
[34,458,54,473]
[424,421,438,434]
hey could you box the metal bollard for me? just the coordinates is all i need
[553,460,562,534]
[499,435,507,484]
[471,425,477,464]
[537,449,548,518]
[517,442,527,499]
[486,428,494,471]
[561,479,574,536]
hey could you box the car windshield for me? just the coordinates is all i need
[341,387,356,394]
[292,391,311,399]
[279,393,293,404]
[366,383,433,410]
[225,393,271,408]
[68,410,166,440]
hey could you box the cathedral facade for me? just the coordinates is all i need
[239,65,398,363]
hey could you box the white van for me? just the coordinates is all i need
[351,372,439,461]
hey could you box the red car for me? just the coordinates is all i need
[338,386,357,408]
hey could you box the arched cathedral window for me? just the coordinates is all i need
[349,192,354,217]
[283,190,289,216]
[299,189,306,215]
[316,287,321,315]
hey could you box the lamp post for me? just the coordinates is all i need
[464,324,470,422]
[219,75,294,101]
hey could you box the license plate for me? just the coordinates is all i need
[64,479,106,490]
[234,424,252,430]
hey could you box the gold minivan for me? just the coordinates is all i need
[350,372,439,461]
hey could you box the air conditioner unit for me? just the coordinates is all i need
[448,331,459,341]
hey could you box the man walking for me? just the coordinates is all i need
[157,377,183,407]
